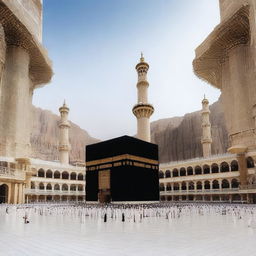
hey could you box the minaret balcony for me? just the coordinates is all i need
[201,138,212,144]
[58,121,71,128]
[133,103,154,118]
[58,144,70,151]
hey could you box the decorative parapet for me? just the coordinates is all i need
[193,5,250,88]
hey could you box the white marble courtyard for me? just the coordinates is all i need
[0,203,256,256]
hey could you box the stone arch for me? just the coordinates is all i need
[204,180,210,190]
[70,172,77,180]
[54,184,60,190]
[31,182,35,189]
[78,185,83,191]
[203,164,210,174]
[38,195,45,201]
[173,183,179,190]
[62,171,69,180]
[46,183,52,190]
[188,181,194,190]
[232,194,241,201]
[78,196,84,201]
[195,166,202,175]
[167,196,172,201]
[187,166,193,175]
[70,184,76,191]
[181,181,187,190]
[220,162,229,172]
[247,157,255,168]
[165,170,171,178]
[78,173,84,180]
[39,182,44,190]
[159,183,165,191]
[0,184,8,203]
[231,160,239,171]
[172,168,178,177]
[196,181,202,190]
[231,179,239,188]
[160,196,166,201]
[46,195,52,201]
[166,183,172,191]
[159,170,164,178]
[62,184,68,191]
[212,180,219,189]
[211,163,219,173]
[54,195,60,201]
[38,168,45,177]
[54,170,60,179]
[46,169,53,178]
[222,179,230,189]
[180,167,186,176]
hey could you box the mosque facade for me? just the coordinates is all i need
[1,0,256,205]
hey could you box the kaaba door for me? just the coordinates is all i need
[98,170,111,203]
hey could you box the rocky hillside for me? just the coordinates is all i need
[30,99,228,164]
[30,106,99,162]
[151,98,229,163]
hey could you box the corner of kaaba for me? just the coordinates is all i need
[85,135,159,203]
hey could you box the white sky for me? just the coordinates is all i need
[33,0,221,140]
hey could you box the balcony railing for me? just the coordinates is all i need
[0,166,24,179]
[160,188,241,195]
[25,189,85,196]
[0,166,14,176]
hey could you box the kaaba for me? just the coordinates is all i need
[86,135,159,203]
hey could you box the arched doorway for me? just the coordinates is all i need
[0,184,8,203]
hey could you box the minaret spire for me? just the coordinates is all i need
[132,54,154,142]
[201,96,212,158]
[58,101,71,165]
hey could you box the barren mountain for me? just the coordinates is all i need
[151,98,228,163]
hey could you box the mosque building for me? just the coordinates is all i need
[1,0,256,205]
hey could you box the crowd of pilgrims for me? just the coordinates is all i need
[1,202,256,227]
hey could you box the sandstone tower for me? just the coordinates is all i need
[59,101,71,165]
[132,54,154,142]
[0,0,53,158]
[201,96,212,158]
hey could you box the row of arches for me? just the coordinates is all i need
[31,182,84,191]
[159,179,239,191]
[159,157,255,178]
[37,169,84,180]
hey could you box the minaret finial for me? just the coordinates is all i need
[140,52,144,62]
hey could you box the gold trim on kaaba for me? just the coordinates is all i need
[86,154,158,171]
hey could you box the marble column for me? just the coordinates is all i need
[0,45,31,157]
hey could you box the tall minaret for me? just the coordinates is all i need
[58,101,71,165]
[132,53,154,142]
[201,96,212,158]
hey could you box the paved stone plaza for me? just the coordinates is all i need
[0,204,256,256]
